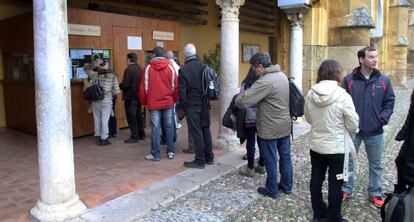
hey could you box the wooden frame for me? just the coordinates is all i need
[242,44,260,63]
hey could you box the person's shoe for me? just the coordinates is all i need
[183,149,195,154]
[139,134,145,140]
[239,165,254,177]
[254,165,266,174]
[342,192,351,201]
[177,122,182,129]
[167,152,175,159]
[277,184,292,194]
[95,136,100,142]
[206,159,214,165]
[370,196,385,208]
[257,187,277,199]
[144,154,160,161]
[124,138,139,143]
[98,139,111,146]
[183,160,205,169]
[242,154,248,160]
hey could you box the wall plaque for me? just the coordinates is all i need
[68,24,101,36]
[153,31,174,41]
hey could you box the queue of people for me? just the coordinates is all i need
[82,44,414,222]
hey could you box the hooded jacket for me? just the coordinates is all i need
[305,80,359,154]
[343,67,395,136]
[139,57,178,110]
[235,65,291,139]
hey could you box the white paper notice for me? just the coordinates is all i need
[128,36,142,50]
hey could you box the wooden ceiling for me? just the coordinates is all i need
[12,0,278,35]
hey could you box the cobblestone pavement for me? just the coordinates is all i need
[134,81,413,222]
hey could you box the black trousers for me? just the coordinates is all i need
[124,100,145,139]
[108,96,117,137]
[310,150,344,222]
[186,106,214,164]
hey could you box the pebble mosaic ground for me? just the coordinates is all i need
[135,81,413,222]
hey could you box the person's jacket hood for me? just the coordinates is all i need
[149,57,170,71]
[307,80,342,107]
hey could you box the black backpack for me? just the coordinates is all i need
[381,187,414,222]
[202,65,220,100]
[288,78,305,120]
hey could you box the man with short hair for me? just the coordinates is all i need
[178,43,214,169]
[120,52,145,143]
[236,52,293,199]
[139,46,178,161]
[342,47,395,208]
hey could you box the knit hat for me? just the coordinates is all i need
[183,43,196,58]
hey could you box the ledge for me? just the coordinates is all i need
[334,7,374,28]
[390,0,410,7]
[394,36,409,46]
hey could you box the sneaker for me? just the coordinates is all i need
[342,192,351,201]
[124,138,139,143]
[257,187,277,199]
[177,122,182,129]
[167,152,175,159]
[370,196,385,208]
[206,159,214,165]
[254,165,266,174]
[144,154,160,161]
[183,160,205,169]
[242,154,248,160]
[239,165,254,177]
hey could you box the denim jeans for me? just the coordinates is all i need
[342,134,384,197]
[259,135,293,197]
[149,108,175,158]
[245,126,264,169]
[310,150,344,222]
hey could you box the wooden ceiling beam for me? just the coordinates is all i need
[240,7,275,22]
[88,3,207,25]
[239,15,276,29]
[113,0,208,15]
[244,1,275,14]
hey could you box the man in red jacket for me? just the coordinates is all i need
[139,46,178,161]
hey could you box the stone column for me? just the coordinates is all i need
[215,0,245,150]
[286,11,306,90]
[30,0,86,221]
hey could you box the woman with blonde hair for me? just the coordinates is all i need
[305,60,359,222]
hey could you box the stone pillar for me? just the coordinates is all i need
[215,0,245,150]
[30,0,86,221]
[287,12,306,90]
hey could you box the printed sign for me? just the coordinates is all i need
[153,31,174,41]
[68,24,101,36]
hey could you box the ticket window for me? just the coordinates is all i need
[69,49,111,80]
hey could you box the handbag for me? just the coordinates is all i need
[84,81,104,101]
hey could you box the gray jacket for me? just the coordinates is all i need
[235,65,291,139]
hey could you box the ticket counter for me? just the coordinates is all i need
[0,8,181,137]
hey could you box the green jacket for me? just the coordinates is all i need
[235,65,291,139]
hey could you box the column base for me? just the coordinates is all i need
[30,194,87,222]
[214,134,240,151]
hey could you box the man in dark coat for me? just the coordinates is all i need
[119,52,145,143]
[394,88,414,193]
[342,47,395,208]
[178,43,214,169]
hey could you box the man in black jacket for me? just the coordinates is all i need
[120,52,145,143]
[178,43,214,169]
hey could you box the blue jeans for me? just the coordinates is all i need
[260,135,293,197]
[149,108,175,158]
[342,134,384,197]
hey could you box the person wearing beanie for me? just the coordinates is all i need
[139,46,178,161]
[178,43,214,169]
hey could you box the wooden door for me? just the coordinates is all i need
[113,26,144,128]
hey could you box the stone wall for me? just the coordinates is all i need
[303,45,327,92]
[328,46,362,74]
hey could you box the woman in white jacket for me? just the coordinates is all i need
[304,60,359,222]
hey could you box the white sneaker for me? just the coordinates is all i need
[177,122,182,129]
[167,152,175,159]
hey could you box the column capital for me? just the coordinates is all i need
[287,12,305,27]
[216,0,245,20]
